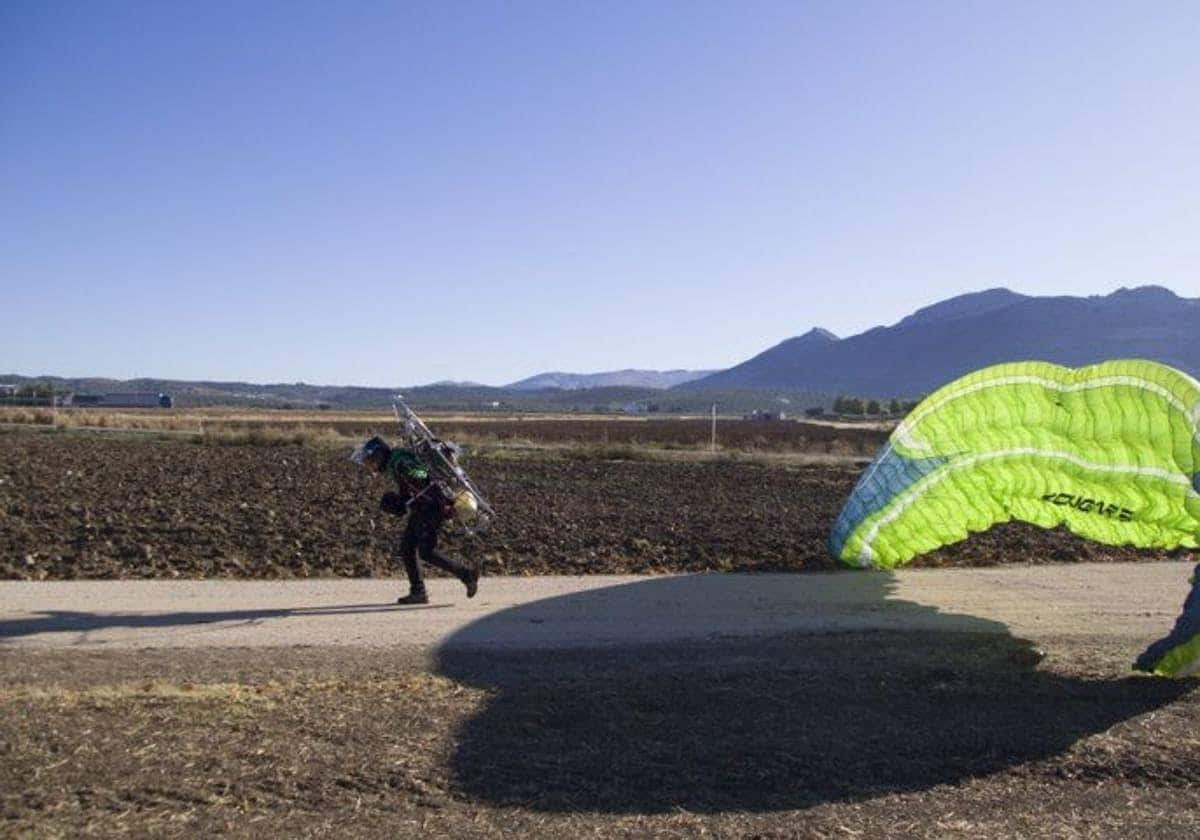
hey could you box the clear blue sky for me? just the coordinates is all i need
[4,1,1199,386]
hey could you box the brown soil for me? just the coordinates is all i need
[0,430,1179,580]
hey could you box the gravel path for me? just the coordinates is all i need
[1,560,1193,651]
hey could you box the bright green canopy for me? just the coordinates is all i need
[829,359,1200,676]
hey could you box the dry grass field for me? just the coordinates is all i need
[0,406,890,453]
[3,634,1198,838]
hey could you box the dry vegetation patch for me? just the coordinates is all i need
[0,407,891,454]
[2,638,1198,838]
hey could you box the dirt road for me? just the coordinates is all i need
[2,561,1193,652]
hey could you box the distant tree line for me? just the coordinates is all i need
[10,384,62,398]
[829,395,921,417]
[0,383,71,406]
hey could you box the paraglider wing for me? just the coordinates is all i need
[829,359,1200,676]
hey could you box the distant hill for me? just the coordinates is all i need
[685,286,1200,397]
[506,369,714,391]
[0,373,828,414]
[422,380,489,388]
[0,375,409,409]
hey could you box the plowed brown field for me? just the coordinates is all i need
[0,430,1178,580]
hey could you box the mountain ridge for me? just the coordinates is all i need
[684,285,1199,396]
[506,369,715,391]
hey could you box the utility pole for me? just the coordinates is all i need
[710,403,717,453]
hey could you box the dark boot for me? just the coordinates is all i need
[461,563,481,599]
[396,588,429,606]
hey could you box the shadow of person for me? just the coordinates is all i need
[0,602,445,642]
[435,572,1190,814]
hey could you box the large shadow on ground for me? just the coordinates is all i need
[435,573,1190,814]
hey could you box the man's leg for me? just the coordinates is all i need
[415,511,480,598]
[396,516,429,605]
[1136,558,1200,676]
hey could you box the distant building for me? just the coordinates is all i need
[73,392,174,409]
[744,409,786,422]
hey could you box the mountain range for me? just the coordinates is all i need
[685,285,1199,396]
[6,285,1196,408]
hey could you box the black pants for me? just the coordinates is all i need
[399,497,468,594]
